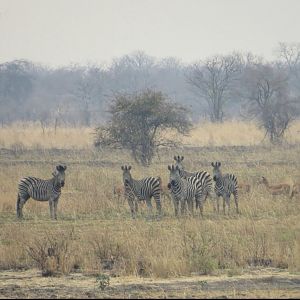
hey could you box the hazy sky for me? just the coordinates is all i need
[0,0,299,67]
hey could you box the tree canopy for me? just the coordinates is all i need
[94,89,192,165]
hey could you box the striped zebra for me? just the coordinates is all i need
[173,156,214,211]
[211,162,239,215]
[121,165,162,219]
[167,165,204,217]
[16,165,67,220]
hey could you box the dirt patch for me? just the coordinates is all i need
[0,269,299,299]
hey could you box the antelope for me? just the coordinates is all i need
[258,176,290,196]
[290,183,300,199]
[238,183,251,194]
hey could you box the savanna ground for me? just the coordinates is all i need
[0,121,300,298]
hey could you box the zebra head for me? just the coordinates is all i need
[121,165,132,185]
[52,165,67,187]
[167,164,181,189]
[211,161,221,181]
[173,155,185,176]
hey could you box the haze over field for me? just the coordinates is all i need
[1,0,300,66]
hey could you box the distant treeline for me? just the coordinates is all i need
[0,43,300,126]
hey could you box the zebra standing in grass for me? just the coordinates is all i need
[167,165,204,217]
[173,156,214,212]
[211,161,239,215]
[121,165,162,219]
[17,165,67,220]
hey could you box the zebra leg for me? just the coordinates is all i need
[187,199,194,216]
[49,199,55,220]
[223,197,226,215]
[196,193,205,218]
[154,195,162,219]
[17,194,29,219]
[181,199,188,216]
[225,195,231,216]
[53,198,59,220]
[172,197,179,217]
[145,198,153,219]
[233,191,239,214]
[134,199,138,214]
[216,196,220,214]
[208,193,217,212]
[127,197,136,219]
[199,202,204,218]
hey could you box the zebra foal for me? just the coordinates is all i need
[121,165,162,219]
[211,161,239,215]
[16,165,67,220]
[167,165,204,217]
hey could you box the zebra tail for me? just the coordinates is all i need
[16,193,21,217]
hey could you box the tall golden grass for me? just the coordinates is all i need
[1,120,300,149]
[0,121,300,279]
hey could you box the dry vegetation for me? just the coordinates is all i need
[0,121,300,298]
[1,120,300,150]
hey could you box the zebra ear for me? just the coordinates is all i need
[168,165,171,171]
[181,156,184,161]
[128,166,131,170]
[63,165,67,171]
[174,156,177,161]
[217,162,221,167]
[211,162,215,167]
[121,166,124,170]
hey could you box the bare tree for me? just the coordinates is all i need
[242,63,299,144]
[276,42,300,74]
[276,42,300,93]
[187,53,243,122]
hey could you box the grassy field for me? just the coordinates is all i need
[0,121,300,298]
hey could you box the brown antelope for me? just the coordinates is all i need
[290,183,300,199]
[238,183,251,193]
[113,185,125,198]
[258,176,290,196]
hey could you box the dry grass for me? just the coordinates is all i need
[0,121,300,298]
[1,120,300,150]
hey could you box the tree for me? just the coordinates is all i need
[94,89,192,166]
[74,65,104,126]
[276,42,300,93]
[187,53,242,122]
[242,63,299,144]
[0,60,34,123]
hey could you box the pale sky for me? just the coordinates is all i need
[0,0,299,67]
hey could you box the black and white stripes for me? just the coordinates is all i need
[211,161,239,215]
[167,165,204,217]
[121,165,162,219]
[16,165,67,219]
[173,155,214,210]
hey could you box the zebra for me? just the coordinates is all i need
[211,161,239,215]
[167,165,204,217]
[173,155,214,212]
[16,165,67,220]
[121,165,162,219]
